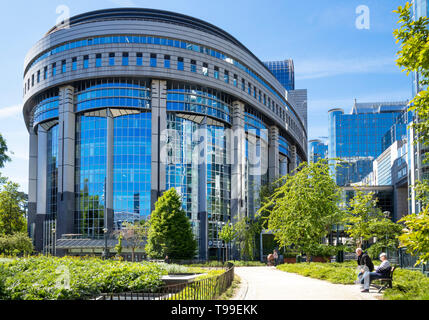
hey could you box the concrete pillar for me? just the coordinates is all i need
[27,127,38,244]
[106,109,114,232]
[198,118,208,260]
[230,101,246,222]
[290,145,297,174]
[57,85,75,238]
[35,126,47,252]
[268,126,280,182]
[150,79,167,212]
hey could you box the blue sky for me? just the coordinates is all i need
[0,0,411,192]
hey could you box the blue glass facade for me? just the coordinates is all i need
[309,139,328,163]
[46,124,59,218]
[75,115,107,238]
[264,60,295,91]
[328,102,407,186]
[113,112,152,227]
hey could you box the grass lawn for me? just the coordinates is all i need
[277,261,429,300]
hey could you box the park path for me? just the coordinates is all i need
[232,267,380,300]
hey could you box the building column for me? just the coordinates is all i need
[150,79,167,212]
[290,145,297,174]
[230,101,246,222]
[57,85,75,239]
[198,118,208,260]
[268,126,280,183]
[35,126,47,252]
[27,127,38,245]
[106,109,114,232]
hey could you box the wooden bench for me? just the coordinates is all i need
[370,266,396,293]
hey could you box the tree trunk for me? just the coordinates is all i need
[132,248,135,262]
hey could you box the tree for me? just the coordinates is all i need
[234,217,262,261]
[0,133,11,170]
[219,221,237,261]
[343,188,385,248]
[398,207,429,266]
[393,2,429,266]
[145,188,197,260]
[259,160,342,259]
[367,216,403,259]
[0,181,27,236]
[117,221,148,262]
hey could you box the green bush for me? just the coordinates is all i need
[383,268,429,300]
[0,256,167,300]
[0,233,33,256]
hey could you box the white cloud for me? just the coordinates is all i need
[0,104,22,119]
[295,56,398,80]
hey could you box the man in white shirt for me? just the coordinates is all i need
[361,252,391,293]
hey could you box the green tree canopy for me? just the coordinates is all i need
[0,181,27,236]
[343,188,385,248]
[0,133,11,170]
[393,2,429,266]
[145,188,197,259]
[259,160,342,258]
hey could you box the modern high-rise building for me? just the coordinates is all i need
[263,60,295,91]
[308,139,328,163]
[23,8,308,259]
[264,60,308,130]
[328,100,408,186]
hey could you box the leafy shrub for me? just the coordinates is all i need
[0,256,167,300]
[0,233,33,256]
[383,268,429,300]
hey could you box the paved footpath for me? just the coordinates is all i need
[232,267,381,300]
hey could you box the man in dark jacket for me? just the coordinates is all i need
[356,248,374,289]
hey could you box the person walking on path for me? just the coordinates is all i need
[273,249,279,266]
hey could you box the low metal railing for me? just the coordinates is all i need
[94,264,235,300]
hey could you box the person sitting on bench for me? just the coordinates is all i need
[361,252,391,293]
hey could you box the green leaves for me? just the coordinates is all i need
[398,206,429,266]
[145,188,197,259]
[260,160,342,256]
[0,181,27,236]
[0,256,167,300]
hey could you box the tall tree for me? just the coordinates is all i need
[343,188,385,248]
[259,160,342,259]
[0,181,27,236]
[394,2,429,266]
[145,188,197,259]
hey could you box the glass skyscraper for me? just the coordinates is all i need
[264,60,295,91]
[328,101,408,186]
[309,139,328,163]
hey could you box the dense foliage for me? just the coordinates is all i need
[0,181,27,236]
[393,2,429,266]
[0,233,33,255]
[145,188,197,259]
[0,256,167,300]
[259,160,342,258]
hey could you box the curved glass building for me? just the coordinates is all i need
[23,8,307,258]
